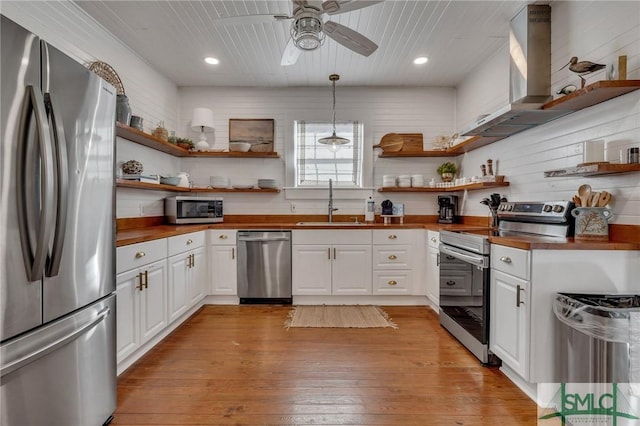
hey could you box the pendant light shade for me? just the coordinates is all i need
[318,74,349,151]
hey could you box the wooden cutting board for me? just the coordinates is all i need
[373,133,424,152]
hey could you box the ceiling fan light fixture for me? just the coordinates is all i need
[291,12,324,51]
[318,74,350,151]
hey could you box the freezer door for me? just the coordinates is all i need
[0,16,45,341]
[0,294,116,425]
[41,42,116,322]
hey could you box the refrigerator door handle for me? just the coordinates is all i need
[16,85,56,282]
[0,307,111,377]
[44,93,69,277]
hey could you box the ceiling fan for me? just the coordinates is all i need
[215,0,382,66]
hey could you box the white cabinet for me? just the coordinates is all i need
[372,230,416,295]
[209,230,237,295]
[426,231,440,309]
[116,239,168,364]
[292,230,372,295]
[167,231,206,323]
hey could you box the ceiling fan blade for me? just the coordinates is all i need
[281,37,301,66]
[323,21,378,56]
[214,14,291,26]
[322,0,384,15]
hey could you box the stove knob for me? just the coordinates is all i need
[543,205,553,212]
[553,205,564,213]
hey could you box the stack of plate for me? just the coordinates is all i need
[398,175,411,188]
[382,175,396,187]
[411,174,424,187]
[209,176,229,188]
[258,179,278,189]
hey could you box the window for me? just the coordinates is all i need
[294,120,363,187]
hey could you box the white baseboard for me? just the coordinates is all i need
[500,364,538,402]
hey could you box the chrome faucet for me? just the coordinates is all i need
[328,178,338,222]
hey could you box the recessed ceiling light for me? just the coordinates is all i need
[204,57,219,65]
[413,56,428,65]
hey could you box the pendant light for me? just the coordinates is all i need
[318,74,349,152]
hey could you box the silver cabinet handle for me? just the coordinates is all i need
[333,247,336,259]
[500,256,512,263]
[219,234,228,240]
[187,239,193,245]
[388,234,397,240]
[16,85,56,282]
[1,307,111,377]
[328,248,331,259]
[388,280,397,286]
[516,284,524,307]
[44,92,69,278]
[135,251,146,259]
[232,247,235,260]
[388,254,397,260]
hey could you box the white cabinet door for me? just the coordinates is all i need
[139,260,168,343]
[115,269,140,363]
[332,245,372,295]
[168,253,189,323]
[189,247,207,304]
[490,269,530,380]
[292,245,332,295]
[210,245,237,295]
[426,246,440,308]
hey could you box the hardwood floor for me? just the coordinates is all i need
[113,305,537,425]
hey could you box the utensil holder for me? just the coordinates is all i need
[571,207,612,241]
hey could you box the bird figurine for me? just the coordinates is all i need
[560,56,607,88]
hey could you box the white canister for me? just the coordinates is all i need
[365,197,375,222]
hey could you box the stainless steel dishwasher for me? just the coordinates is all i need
[237,231,292,304]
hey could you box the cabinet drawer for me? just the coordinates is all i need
[117,239,167,273]
[427,231,440,249]
[491,245,530,280]
[373,246,411,269]
[209,229,237,245]
[292,230,371,245]
[168,231,205,256]
[373,271,411,294]
[372,229,414,245]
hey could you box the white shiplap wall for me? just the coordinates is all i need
[1,1,179,133]
[454,1,640,225]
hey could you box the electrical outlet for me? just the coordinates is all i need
[290,203,296,213]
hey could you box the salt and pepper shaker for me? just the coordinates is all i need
[629,147,639,164]
[480,164,487,177]
[487,159,494,176]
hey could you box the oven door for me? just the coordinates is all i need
[439,244,490,345]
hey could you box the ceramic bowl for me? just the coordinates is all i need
[229,142,251,152]
[160,176,180,186]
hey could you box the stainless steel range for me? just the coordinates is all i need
[438,200,574,365]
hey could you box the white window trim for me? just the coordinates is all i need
[283,111,373,200]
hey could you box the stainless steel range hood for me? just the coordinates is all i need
[462,5,571,138]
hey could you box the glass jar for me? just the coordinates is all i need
[116,94,132,126]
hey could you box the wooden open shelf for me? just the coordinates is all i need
[544,163,640,177]
[117,179,280,193]
[543,80,640,111]
[116,123,279,158]
[378,181,510,193]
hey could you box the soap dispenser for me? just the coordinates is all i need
[365,197,375,222]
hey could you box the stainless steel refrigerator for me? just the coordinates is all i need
[0,15,117,425]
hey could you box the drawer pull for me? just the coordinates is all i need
[232,247,235,260]
[143,270,148,289]
[388,234,397,240]
[445,280,456,286]
[136,272,144,291]
[500,256,512,264]
[219,235,228,240]
[388,280,397,286]
[430,237,437,243]
[135,251,146,259]
[186,239,193,245]
[388,254,397,260]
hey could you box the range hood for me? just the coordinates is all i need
[462,5,571,138]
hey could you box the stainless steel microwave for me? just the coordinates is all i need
[165,196,223,224]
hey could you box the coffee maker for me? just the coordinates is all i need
[438,195,459,224]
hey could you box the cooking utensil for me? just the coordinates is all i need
[597,191,612,207]
[577,184,592,207]
[572,195,581,207]
[588,191,600,207]
[373,133,424,152]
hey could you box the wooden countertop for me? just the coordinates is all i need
[116,217,639,250]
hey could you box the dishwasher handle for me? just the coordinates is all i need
[238,237,290,242]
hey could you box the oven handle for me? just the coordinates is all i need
[439,244,488,269]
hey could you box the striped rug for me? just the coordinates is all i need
[285,305,397,329]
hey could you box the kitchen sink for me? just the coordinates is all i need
[296,222,368,226]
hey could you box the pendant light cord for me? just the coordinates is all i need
[331,78,337,134]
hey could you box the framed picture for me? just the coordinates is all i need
[229,118,274,152]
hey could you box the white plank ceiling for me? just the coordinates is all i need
[75,0,529,87]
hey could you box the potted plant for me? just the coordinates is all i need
[175,137,194,151]
[437,162,458,182]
